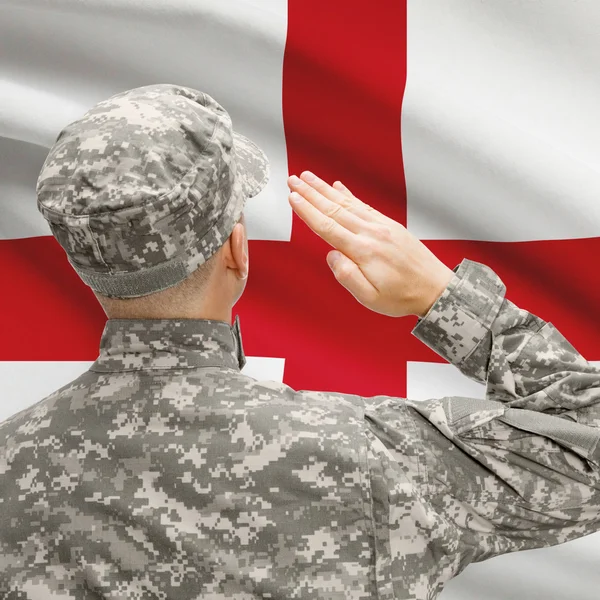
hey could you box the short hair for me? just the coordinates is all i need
[95,252,218,319]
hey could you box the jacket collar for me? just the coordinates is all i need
[90,315,246,373]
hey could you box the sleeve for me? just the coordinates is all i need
[362,259,600,596]
[413,259,600,548]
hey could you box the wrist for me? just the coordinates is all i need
[416,267,455,318]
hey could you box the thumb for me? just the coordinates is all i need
[327,251,376,305]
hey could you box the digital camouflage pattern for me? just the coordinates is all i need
[36,84,270,299]
[1,259,600,599]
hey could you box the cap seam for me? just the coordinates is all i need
[87,214,111,274]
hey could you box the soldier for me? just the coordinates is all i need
[1,83,599,599]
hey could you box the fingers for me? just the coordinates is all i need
[326,251,378,306]
[332,181,354,198]
[288,175,365,234]
[288,189,359,258]
[296,172,381,223]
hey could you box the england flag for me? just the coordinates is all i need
[1,1,600,598]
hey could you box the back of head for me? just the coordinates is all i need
[94,249,219,320]
[36,84,269,314]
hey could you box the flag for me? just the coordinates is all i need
[1,1,599,598]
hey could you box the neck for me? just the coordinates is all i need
[106,304,232,323]
[97,290,234,324]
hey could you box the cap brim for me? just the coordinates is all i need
[232,131,270,198]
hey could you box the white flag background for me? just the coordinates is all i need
[1,1,600,598]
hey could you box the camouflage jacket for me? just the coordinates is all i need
[1,259,599,600]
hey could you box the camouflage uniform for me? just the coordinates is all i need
[1,85,600,599]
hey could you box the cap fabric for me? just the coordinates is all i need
[36,84,269,298]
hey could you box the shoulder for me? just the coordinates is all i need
[223,370,365,418]
[0,369,98,435]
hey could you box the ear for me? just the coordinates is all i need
[223,218,248,280]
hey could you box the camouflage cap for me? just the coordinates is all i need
[36,84,269,298]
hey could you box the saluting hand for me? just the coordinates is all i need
[287,171,455,319]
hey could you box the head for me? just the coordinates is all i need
[36,84,268,324]
[94,213,249,321]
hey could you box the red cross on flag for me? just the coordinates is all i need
[1,2,600,597]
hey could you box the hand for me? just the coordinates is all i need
[287,171,455,318]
